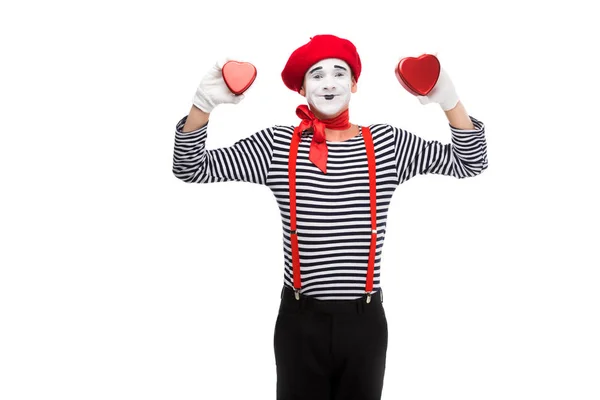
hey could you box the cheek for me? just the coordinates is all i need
[305,80,318,96]
[341,78,352,91]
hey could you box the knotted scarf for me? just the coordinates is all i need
[293,105,351,174]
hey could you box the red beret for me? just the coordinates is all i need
[281,34,362,93]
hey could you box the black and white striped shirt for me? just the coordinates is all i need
[173,115,487,300]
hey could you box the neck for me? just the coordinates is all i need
[325,124,359,141]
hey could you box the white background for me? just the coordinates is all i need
[1,0,599,399]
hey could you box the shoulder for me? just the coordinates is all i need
[265,125,297,147]
[247,125,294,141]
[362,123,398,140]
[271,125,295,136]
[364,123,394,133]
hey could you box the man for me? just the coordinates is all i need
[172,34,487,400]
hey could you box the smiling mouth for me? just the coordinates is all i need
[323,95,335,100]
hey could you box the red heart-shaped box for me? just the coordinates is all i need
[395,54,440,96]
[222,61,257,95]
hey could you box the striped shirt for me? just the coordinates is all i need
[173,115,487,300]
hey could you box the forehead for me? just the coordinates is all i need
[306,58,350,72]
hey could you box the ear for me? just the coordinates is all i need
[299,86,306,96]
[351,77,357,93]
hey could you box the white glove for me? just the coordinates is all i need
[416,68,459,111]
[193,58,245,113]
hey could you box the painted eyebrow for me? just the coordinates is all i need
[308,65,348,74]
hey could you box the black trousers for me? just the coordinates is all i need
[274,285,388,400]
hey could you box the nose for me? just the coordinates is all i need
[322,83,336,92]
[322,76,336,91]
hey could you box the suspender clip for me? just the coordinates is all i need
[366,292,372,304]
[294,289,300,300]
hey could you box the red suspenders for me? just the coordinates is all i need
[288,126,378,303]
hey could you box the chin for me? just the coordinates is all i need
[310,104,348,119]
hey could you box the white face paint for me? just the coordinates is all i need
[303,58,353,118]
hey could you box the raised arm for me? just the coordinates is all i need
[443,100,473,130]
[181,104,210,133]
[172,114,274,185]
[393,114,487,184]
[172,60,274,185]
[394,65,488,183]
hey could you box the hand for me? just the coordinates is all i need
[193,58,245,113]
[417,68,459,111]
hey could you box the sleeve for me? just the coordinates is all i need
[393,116,487,184]
[172,115,275,185]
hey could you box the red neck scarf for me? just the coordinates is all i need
[293,104,351,174]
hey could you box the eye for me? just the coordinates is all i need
[312,74,323,79]
[335,72,345,77]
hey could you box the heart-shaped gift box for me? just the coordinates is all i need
[395,54,440,96]
[222,61,257,95]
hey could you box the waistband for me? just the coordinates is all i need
[279,285,383,315]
